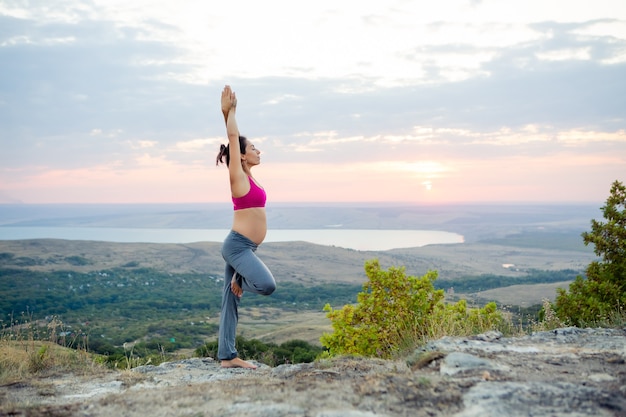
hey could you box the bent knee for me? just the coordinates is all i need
[262,282,276,296]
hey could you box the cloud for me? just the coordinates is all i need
[1,0,624,204]
[172,138,217,152]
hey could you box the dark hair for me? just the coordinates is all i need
[215,136,248,167]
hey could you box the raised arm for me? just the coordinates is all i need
[222,86,247,193]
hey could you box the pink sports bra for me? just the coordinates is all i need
[232,176,266,210]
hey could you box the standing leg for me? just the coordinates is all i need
[217,262,257,369]
[217,263,239,360]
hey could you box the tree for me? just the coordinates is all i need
[555,180,626,325]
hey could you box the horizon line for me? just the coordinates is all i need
[0,201,604,206]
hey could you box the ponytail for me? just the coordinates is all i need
[215,136,248,167]
[215,143,229,166]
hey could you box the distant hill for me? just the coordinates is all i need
[0,235,594,284]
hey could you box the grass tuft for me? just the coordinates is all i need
[0,315,108,385]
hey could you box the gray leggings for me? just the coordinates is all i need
[218,230,276,360]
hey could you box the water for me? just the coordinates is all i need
[0,227,464,251]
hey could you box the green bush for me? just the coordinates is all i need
[321,259,504,358]
[0,252,14,262]
[64,256,91,266]
[195,336,322,366]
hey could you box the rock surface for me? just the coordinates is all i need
[1,327,625,417]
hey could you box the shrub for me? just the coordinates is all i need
[321,259,504,358]
[195,336,322,366]
[64,256,91,266]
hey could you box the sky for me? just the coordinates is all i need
[0,0,625,205]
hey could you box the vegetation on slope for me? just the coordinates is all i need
[435,269,581,293]
[0,267,360,360]
[195,336,323,367]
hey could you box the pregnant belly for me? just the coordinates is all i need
[232,208,267,244]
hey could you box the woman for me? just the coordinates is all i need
[215,85,276,369]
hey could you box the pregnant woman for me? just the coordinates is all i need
[215,85,276,369]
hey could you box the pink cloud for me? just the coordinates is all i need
[1,150,622,204]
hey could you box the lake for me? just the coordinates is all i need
[0,227,464,251]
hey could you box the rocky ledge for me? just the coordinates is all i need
[1,327,625,417]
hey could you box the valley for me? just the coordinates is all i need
[0,202,601,354]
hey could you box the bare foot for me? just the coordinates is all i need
[221,357,257,369]
[231,274,243,298]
